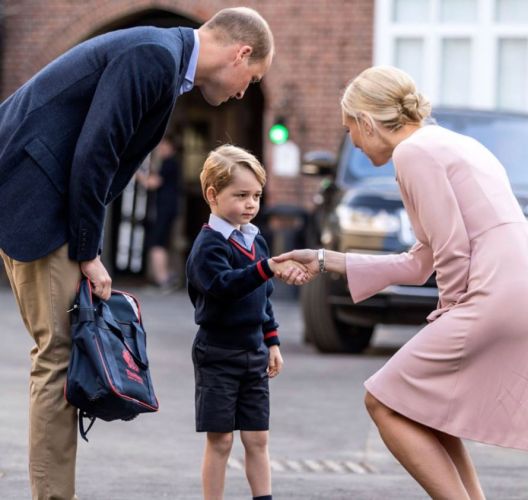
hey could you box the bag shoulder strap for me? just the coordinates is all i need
[79,411,97,442]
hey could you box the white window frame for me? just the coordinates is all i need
[374,0,528,110]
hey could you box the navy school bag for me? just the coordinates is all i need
[65,278,159,441]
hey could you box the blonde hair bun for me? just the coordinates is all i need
[341,66,432,131]
[401,92,431,123]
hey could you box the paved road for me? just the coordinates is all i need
[1,284,528,499]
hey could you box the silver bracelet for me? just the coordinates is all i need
[317,248,326,273]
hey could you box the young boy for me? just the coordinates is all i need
[186,145,306,500]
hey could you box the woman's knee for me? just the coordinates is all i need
[206,432,234,456]
[364,391,388,421]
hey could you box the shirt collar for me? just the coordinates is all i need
[179,30,200,95]
[238,222,259,249]
[208,214,259,248]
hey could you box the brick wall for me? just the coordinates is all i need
[1,0,374,208]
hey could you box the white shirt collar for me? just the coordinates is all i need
[208,214,259,248]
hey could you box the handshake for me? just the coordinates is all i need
[267,249,324,286]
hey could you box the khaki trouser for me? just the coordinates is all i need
[1,244,81,500]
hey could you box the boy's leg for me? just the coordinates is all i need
[237,344,272,498]
[1,244,80,500]
[240,430,271,498]
[202,432,234,500]
[193,342,245,500]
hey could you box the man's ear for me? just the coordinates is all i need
[236,45,253,64]
[206,186,217,205]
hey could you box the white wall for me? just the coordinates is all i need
[374,0,528,111]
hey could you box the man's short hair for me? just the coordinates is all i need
[200,144,266,204]
[203,7,274,61]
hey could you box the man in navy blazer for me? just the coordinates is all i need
[0,7,273,499]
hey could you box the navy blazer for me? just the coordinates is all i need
[0,26,194,262]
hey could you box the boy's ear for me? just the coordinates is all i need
[206,186,217,205]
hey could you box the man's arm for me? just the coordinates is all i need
[68,44,177,261]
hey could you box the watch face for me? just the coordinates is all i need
[318,248,325,272]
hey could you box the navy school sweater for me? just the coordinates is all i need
[186,225,280,350]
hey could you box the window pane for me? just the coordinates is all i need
[496,0,528,23]
[394,38,424,89]
[440,39,472,106]
[440,0,477,23]
[393,0,430,23]
[497,39,527,110]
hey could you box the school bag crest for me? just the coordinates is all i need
[65,278,159,440]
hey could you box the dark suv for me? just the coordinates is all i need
[301,108,528,353]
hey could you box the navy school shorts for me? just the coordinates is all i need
[192,339,270,433]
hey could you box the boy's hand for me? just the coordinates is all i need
[268,258,308,285]
[267,345,283,378]
[273,249,319,285]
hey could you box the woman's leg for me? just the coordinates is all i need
[202,432,234,500]
[240,430,272,497]
[365,391,475,499]
[148,246,170,285]
[433,430,485,499]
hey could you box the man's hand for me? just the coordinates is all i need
[80,256,112,300]
[272,249,319,285]
[267,345,283,378]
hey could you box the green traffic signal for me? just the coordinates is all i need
[269,123,289,144]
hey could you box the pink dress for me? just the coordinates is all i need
[346,125,528,450]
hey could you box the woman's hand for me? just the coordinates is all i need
[272,249,319,285]
[268,258,309,285]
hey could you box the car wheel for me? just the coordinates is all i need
[301,274,374,353]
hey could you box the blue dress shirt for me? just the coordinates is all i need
[179,30,199,95]
[208,214,259,251]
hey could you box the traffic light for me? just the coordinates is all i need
[269,117,289,144]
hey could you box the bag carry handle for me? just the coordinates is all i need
[78,278,94,307]
[100,302,149,370]
[77,278,149,369]
[131,320,149,369]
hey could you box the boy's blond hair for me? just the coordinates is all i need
[200,145,266,204]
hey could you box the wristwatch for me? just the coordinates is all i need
[317,248,326,273]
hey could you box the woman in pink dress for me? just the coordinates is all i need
[276,66,528,499]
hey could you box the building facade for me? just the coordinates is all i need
[0,0,374,274]
[374,0,528,111]
[1,0,374,202]
[3,1,526,276]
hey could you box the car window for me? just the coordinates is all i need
[338,111,528,189]
[338,139,395,185]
